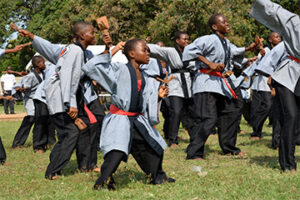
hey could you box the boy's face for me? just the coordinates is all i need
[269,33,281,46]
[213,15,230,35]
[36,59,46,71]
[130,41,150,65]
[82,25,96,45]
[176,34,189,48]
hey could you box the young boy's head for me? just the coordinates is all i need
[208,14,230,35]
[124,39,150,65]
[268,32,281,46]
[72,21,96,45]
[174,31,189,48]
[32,55,46,71]
[154,40,165,47]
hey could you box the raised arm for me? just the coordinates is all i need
[255,42,288,76]
[250,0,300,58]
[18,29,63,64]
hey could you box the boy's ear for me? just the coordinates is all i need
[212,24,218,32]
[78,32,85,41]
[128,50,135,59]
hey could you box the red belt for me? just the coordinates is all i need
[109,104,139,116]
[289,55,300,63]
[200,68,237,99]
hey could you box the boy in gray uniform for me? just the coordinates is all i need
[182,14,256,159]
[12,56,45,149]
[251,0,300,171]
[147,32,195,147]
[18,21,105,178]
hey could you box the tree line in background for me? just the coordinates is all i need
[0,0,298,72]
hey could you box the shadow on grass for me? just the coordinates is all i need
[250,155,300,170]
[62,159,79,176]
[114,169,147,187]
[239,138,271,146]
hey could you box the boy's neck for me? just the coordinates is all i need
[176,44,184,53]
[130,60,140,70]
[215,31,225,40]
[34,68,41,74]
[76,39,88,50]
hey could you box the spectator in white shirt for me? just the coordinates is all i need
[1,67,16,114]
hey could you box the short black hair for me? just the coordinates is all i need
[32,55,44,67]
[174,31,187,43]
[123,39,144,59]
[268,31,277,41]
[72,21,92,38]
[208,14,223,30]
[154,40,164,45]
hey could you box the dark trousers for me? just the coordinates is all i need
[3,90,14,114]
[250,91,273,138]
[0,136,6,164]
[271,94,281,149]
[168,96,194,145]
[76,99,105,171]
[186,91,241,159]
[94,125,167,186]
[160,97,170,139]
[45,112,79,178]
[274,81,300,171]
[33,100,56,150]
[12,115,35,148]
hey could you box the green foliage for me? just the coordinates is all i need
[0,0,299,71]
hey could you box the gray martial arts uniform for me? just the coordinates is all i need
[32,35,105,176]
[12,69,43,148]
[182,33,245,159]
[147,44,195,145]
[82,52,171,185]
[33,62,56,150]
[251,0,300,171]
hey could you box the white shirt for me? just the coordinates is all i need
[1,73,16,91]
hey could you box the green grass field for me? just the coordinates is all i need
[0,112,300,200]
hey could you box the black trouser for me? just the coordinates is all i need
[271,94,281,149]
[12,115,35,148]
[0,136,6,164]
[33,100,56,150]
[168,96,194,145]
[76,99,105,171]
[160,97,170,139]
[274,81,300,171]
[186,91,241,159]
[250,91,273,138]
[94,125,167,186]
[3,90,14,114]
[241,99,251,124]
[45,112,79,178]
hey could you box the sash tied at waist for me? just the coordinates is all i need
[109,104,140,116]
[289,55,300,63]
[200,68,237,99]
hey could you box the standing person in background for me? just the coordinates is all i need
[147,32,195,147]
[12,56,45,149]
[0,44,30,165]
[1,66,16,114]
